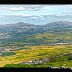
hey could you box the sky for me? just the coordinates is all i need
[0,5,72,25]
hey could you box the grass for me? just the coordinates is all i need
[4,61,72,68]
[0,45,72,67]
[1,52,16,56]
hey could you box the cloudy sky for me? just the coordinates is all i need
[0,5,72,16]
[0,5,72,25]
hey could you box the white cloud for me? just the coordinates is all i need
[9,7,26,11]
[39,16,44,20]
[10,14,32,16]
[10,7,21,11]
[31,16,44,19]
[20,14,32,16]
[31,16,38,19]
[0,5,45,11]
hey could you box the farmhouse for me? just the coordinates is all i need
[56,42,68,45]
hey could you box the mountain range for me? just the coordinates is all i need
[0,21,72,46]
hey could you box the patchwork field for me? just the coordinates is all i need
[0,45,71,68]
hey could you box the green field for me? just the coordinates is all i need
[0,31,72,68]
[0,45,71,68]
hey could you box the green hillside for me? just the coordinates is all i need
[0,21,72,68]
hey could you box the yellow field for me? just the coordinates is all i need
[0,45,72,67]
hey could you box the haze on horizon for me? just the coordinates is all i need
[0,5,72,25]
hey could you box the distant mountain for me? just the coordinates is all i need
[45,21,72,26]
[0,21,72,34]
[42,21,72,33]
[0,21,72,46]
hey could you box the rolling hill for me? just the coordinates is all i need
[0,21,72,68]
[0,21,72,46]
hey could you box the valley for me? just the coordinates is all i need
[0,21,72,68]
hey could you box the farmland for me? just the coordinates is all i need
[0,21,72,68]
[0,45,71,68]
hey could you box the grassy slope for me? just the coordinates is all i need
[12,32,72,47]
[1,31,72,47]
[0,32,72,67]
[0,45,72,68]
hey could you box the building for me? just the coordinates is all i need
[56,42,68,45]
